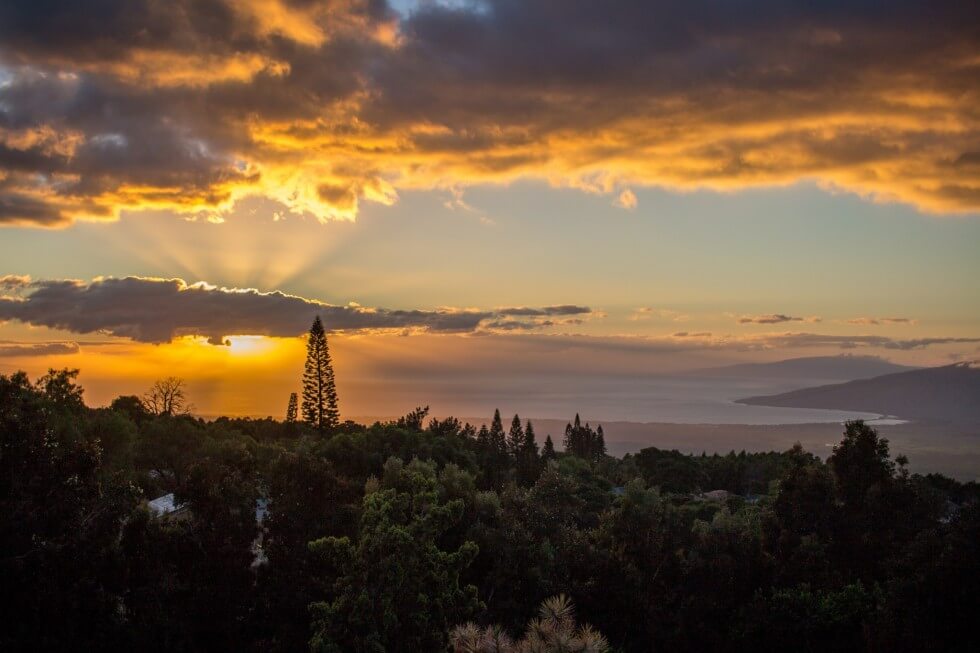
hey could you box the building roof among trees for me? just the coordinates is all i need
[147,493,186,517]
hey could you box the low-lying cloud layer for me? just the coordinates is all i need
[0,0,977,227]
[497,305,592,317]
[0,340,79,357]
[496,332,980,358]
[755,333,980,352]
[0,275,592,343]
[846,316,916,326]
[737,314,822,325]
[2,275,975,359]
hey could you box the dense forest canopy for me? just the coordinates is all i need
[2,367,979,652]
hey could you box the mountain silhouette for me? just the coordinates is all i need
[737,361,980,424]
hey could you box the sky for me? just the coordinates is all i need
[0,0,978,418]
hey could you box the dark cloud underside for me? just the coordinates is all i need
[0,276,593,342]
[0,0,976,226]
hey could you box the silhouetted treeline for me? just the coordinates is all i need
[2,368,979,652]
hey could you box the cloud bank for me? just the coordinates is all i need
[846,316,917,326]
[497,305,592,317]
[737,314,822,325]
[1,275,974,355]
[0,0,978,227]
[0,275,592,343]
[0,340,79,357]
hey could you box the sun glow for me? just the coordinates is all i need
[226,335,281,356]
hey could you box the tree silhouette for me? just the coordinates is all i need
[564,414,580,453]
[1,366,976,652]
[0,370,139,649]
[285,392,298,423]
[542,434,557,460]
[301,316,339,431]
[524,420,538,456]
[397,406,430,431]
[476,424,490,448]
[563,414,606,461]
[829,420,895,507]
[489,409,506,456]
[507,413,525,459]
[111,394,151,425]
[516,419,541,486]
[35,368,85,412]
[143,376,189,416]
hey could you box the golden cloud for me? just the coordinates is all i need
[93,50,292,88]
[0,0,977,227]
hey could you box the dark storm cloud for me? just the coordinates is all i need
[0,1,236,61]
[0,193,72,226]
[0,0,392,63]
[0,276,591,342]
[1,0,978,226]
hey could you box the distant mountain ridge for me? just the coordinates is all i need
[691,355,918,381]
[737,361,980,424]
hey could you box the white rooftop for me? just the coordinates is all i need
[147,493,184,517]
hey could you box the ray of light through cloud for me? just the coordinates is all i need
[0,0,977,418]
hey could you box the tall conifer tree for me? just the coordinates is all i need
[301,316,340,431]
[542,435,557,460]
[507,414,525,459]
[286,392,298,423]
[523,420,538,457]
[476,424,490,448]
[516,419,541,486]
[563,421,576,455]
[489,409,506,455]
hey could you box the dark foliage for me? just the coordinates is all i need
[2,368,978,652]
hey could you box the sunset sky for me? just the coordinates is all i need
[1,0,978,417]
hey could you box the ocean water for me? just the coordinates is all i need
[358,374,901,425]
[504,376,893,424]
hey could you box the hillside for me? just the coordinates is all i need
[738,361,980,423]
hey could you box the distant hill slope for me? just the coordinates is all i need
[692,355,918,381]
[737,361,980,423]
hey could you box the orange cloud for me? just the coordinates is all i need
[630,308,690,322]
[92,50,291,88]
[613,188,638,210]
[0,0,978,227]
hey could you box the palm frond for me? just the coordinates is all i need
[538,593,574,626]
